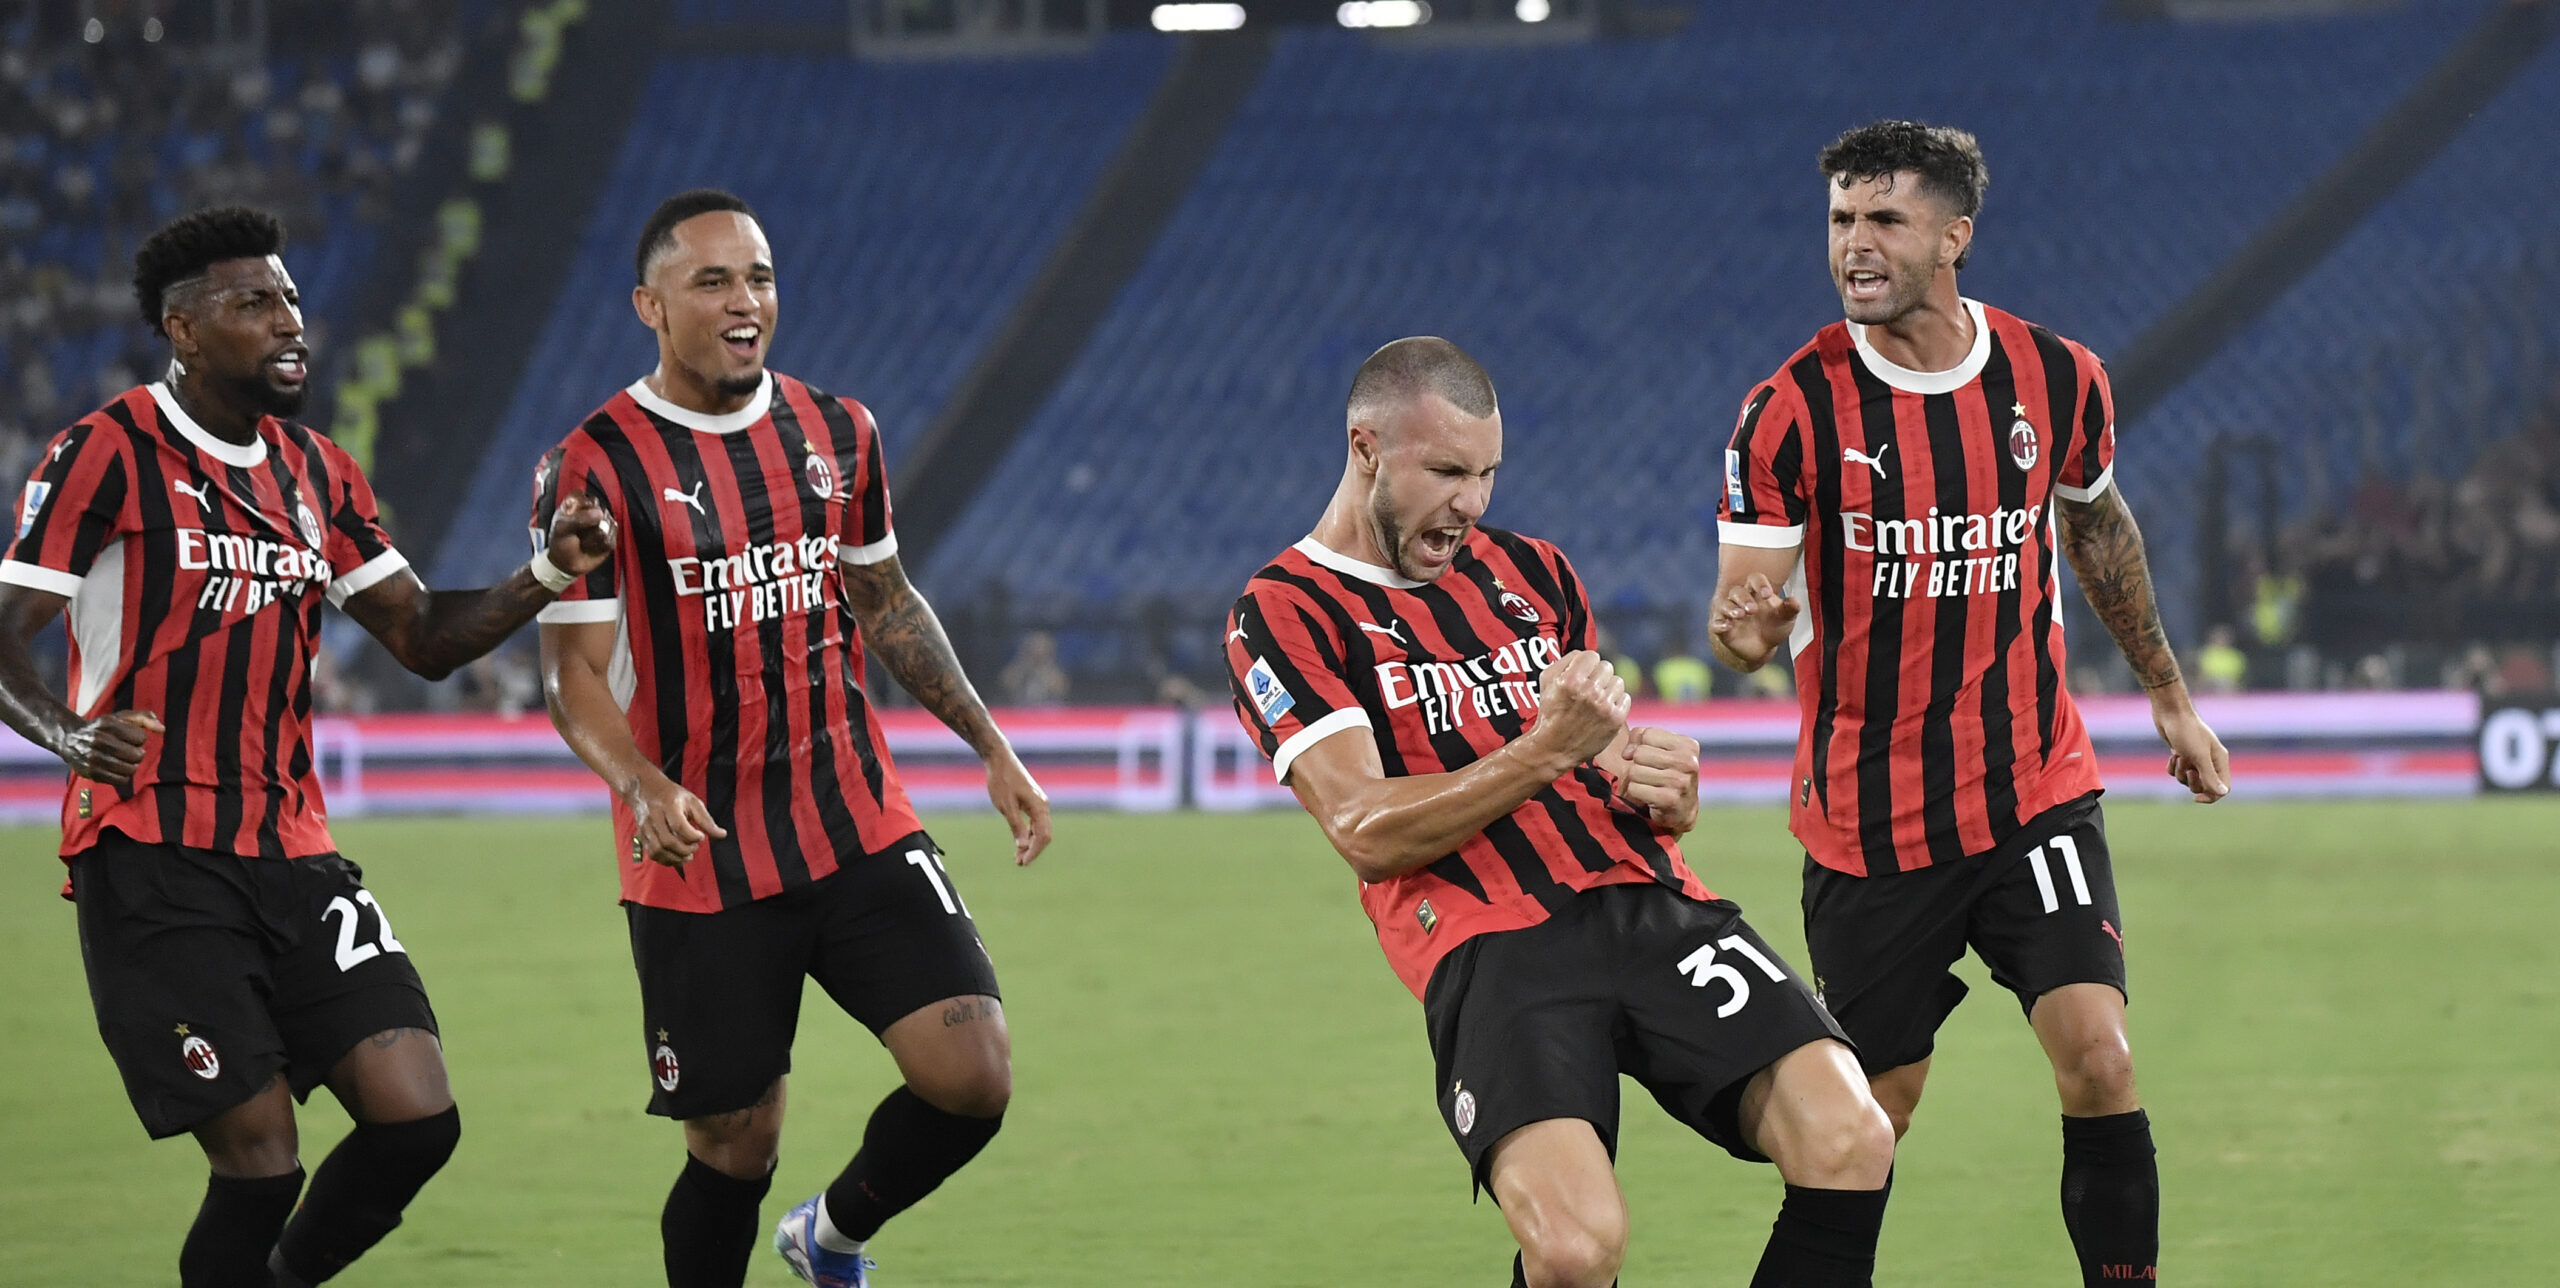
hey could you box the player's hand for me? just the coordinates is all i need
[627,771,726,867]
[2152,695,2230,803]
[984,743,1052,866]
[1527,650,1631,770]
[57,709,163,786]
[1708,573,1801,668]
[1606,726,1701,834]
[546,492,617,579]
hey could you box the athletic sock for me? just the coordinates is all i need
[813,1195,866,1255]
[661,1152,773,1288]
[1748,1182,1890,1288]
[2061,1110,2159,1286]
[179,1168,304,1288]
[270,1105,460,1285]
[820,1086,1004,1242]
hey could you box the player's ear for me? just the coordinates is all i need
[1348,421,1383,475]
[1943,215,1972,271]
[632,283,664,332]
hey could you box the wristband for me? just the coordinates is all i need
[529,549,577,593]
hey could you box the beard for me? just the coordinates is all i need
[1368,482,1416,581]
[1840,257,1938,327]
[228,368,308,419]
[713,369,764,399]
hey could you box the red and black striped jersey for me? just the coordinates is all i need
[1719,300,2112,878]
[2,384,407,859]
[531,371,922,913]
[1226,528,1714,999]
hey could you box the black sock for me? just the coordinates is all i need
[1749,1182,1890,1288]
[821,1086,1004,1242]
[661,1152,773,1288]
[270,1105,460,1286]
[2061,1110,2158,1286]
[180,1169,304,1288]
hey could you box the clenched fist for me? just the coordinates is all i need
[1527,650,1631,768]
[1598,725,1701,834]
[59,709,163,786]
[546,492,617,579]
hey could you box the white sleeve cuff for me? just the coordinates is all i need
[2054,463,2115,504]
[1270,707,1373,784]
[328,549,410,608]
[536,597,623,625]
[1716,521,1806,549]
[0,559,82,596]
[842,532,898,566]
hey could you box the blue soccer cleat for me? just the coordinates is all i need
[774,1194,876,1288]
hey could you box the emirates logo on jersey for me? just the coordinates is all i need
[805,453,836,500]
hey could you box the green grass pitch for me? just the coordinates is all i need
[3,799,2555,1285]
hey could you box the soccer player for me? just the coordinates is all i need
[533,189,1054,1288]
[0,206,615,1286]
[1229,337,1896,1288]
[1709,121,2233,1286]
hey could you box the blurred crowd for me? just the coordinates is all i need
[0,0,467,483]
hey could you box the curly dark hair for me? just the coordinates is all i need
[133,206,285,336]
[1818,121,1988,270]
[636,188,760,284]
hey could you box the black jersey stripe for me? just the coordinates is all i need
[1915,370,1973,868]
[1788,352,1847,834]
[1974,337,2028,833]
[1841,353,1906,874]
[799,397,865,860]
[2028,326,2082,758]
[726,418,816,889]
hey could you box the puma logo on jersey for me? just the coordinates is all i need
[50,440,70,462]
[1357,620,1410,646]
[1842,444,1890,479]
[663,482,706,515]
[172,480,213,507]
[1227,627,1249,644]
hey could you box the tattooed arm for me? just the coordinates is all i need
[343,494,614,682]
[841,554,1053,864]
[2057,483,2231,802]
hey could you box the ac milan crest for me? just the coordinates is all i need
[653,1042,682,1092]
[1499,591,1540,624]
[181,1034,222,1081]
[296,502,327,552]
[2008,416,2039,471]
[1453,1085,1478,1136]
[805,452,836,500]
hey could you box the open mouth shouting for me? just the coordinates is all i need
[1411,523,1471,572]
[720,324,762,362]
[1841,265,1890,306]
[266,344,310,387]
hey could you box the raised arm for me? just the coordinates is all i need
[539,617,725,867]
[2056,483,2230,802]
[1288,651,1628,884]
[341,495,615,682]
[0,583,162,783]
[840,553,1051,865]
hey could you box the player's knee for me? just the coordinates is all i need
[2052,1033,2136,1112]
[916,1059,1011,1120]
[1797,1097,1896,1187]
[1520,1213,1625,1288]
[374,1103,460,1181]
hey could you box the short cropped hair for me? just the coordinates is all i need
[635,188,759,284]
[133,206,284,336]
[1347,336,1498,426]
[1819,120,1989,269]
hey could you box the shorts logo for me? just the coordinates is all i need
[2009,404,2040,470]
[805,453,836,500]
[17,480,49,540]
[1452,1082,1477,1137]
[652,1030,681,1092]
[2100,919,2124,953]
[1245,656,1294,724]
[177,1027,220,1081]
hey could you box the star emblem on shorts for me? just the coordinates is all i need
[657,1028,670,1043]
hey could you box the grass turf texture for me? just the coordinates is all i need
[2,800,2554,1285]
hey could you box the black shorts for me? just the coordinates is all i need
[1421,882,1849,1193]
[71,831,439,1140]
[626,832,1001,1119]
[1802,792,2127,1076]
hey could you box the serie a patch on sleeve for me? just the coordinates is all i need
[1246,655,1294,724]
[18,480,51,540]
